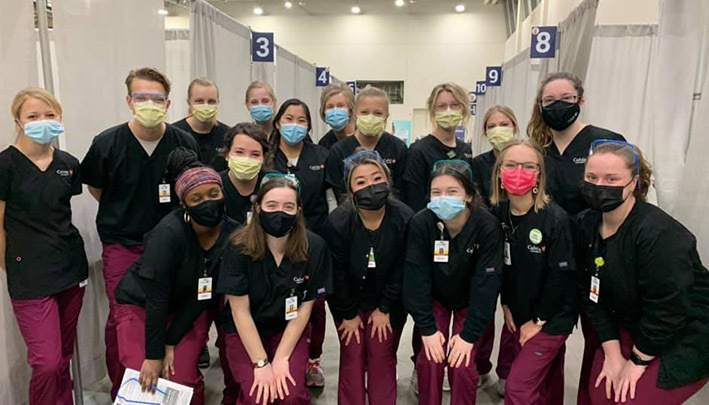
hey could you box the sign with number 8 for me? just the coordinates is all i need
[531,26,557,59]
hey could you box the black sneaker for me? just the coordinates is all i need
[198,346,210,369]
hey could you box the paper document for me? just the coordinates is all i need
[114,368,193,405]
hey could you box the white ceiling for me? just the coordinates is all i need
[166,0,502,18]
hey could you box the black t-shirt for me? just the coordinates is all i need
[323,199,414,330]
[575,201,709,389]
[218,231,332,335]
[0,147,88,299]
[80,123,199,245]
[403,208,503,343]
[172,118,229,167]
[545,125,625,215]
[272,143,329,234]
[491,201,577,335]
[318,130,344,150]
[403,134,473,212]
[221,170,272,225]
[115,209,239,359]
[470,150,496,207]
[325,132,408,202]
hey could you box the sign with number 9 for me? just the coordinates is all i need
[486,66,502,87]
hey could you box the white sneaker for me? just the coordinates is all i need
[496,378,506,397]
[442,368,451,392]
[478,373,491,388]
[411,369,419,395]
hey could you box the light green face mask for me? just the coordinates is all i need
[435,108,464,130]
[192,103,218,123]
[356,114,386,137]
[133,101,166,128]
[228,156,262,181]
[486,126,515,151]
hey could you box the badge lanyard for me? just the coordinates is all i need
[197,255,213,301]
[158,177,171,204]
[433,222,450,263]
[285,288,298,321]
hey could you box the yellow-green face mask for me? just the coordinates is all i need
[356,114,386,137]
[435,109,464,130]
[133,101,166,128]
[192,103,218,123]
[228,156,262,181]
[486,126,515,151]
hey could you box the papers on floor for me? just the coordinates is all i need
[114,368,193,405]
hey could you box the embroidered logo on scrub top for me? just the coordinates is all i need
[383,158,397,165]
[309,164,325,171]
[573,157,587,164]
[56,169,72,177]
[293,276,305,284]
[529,228,543,245]
[527,245,543,254]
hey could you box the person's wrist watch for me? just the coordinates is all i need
[253,358,270,369]
[630,351,651,367]
[533,317,547,327]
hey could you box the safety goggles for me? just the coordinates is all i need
[131,92,169,105]
[343,149,386,178]
[432,159,473,181]
[259,172,301,194]
[589,139,641,185]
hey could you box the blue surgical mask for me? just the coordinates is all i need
[250,105,274,124]
[23,120,64,145]
[280,124,309,146]
[325,108,349,131]
[427,196,466,220]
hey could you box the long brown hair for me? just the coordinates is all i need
[230,178,309,262]
[587,142,652,202]
[526,72,584,147]
[490,139,551,212]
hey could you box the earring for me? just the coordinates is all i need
[184,211,190,224]
[533,185,539,194]
[500,182,505,190]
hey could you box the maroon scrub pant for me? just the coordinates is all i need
[335,309,402,405]
[495,325,521,380]
[417,300,479,405]
[224,328,311,404]
[115,304,210,405]
[588,329,708,405]
[579,310,601,405]
[210,305,241,404]
[101,243,144,400]
[504,329,567,405]
[12,285,85,405]
[309,297,326,360]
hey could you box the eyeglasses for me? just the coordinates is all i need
[259,173,301,194]
[432,159,473,181]
[131,92,169,106]
[433,102,464,112]
[343,150,386,178]
[501,160,540,172]
[541,94,579,108]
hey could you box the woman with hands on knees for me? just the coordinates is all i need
[403,159,503,405]
[217,175,332,404]
[324,149,414,405]
[489,139,578,404]
[113,147,238,405]
[575,140,709,405]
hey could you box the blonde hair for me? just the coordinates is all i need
[355,86,389,114]
[319,83,355,121]
[426,83,471,125]
[245,81,277,106]
[482,105,519,135]
[11,87,63,120]
[490,139,551,212]
[187,77,219,99]
[588,142,652,202]
[527,72,584,147]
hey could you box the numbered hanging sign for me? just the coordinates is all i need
[475,81,487,95]
[346,81,357,95]
[468,92,477,104]
[486,66,502,87]
[316,67,330,87]
[530,26,557,59]
[470,103,477,116]
[252,32,274,62]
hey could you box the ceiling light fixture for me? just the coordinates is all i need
[395,0,405,7]
[455,3,465,12]
[284,1,293,8]
[157,9,169,16]
[253,6,264,15]
[351,5,361,14]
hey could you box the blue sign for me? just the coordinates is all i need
[455,125,466,141]
[252,32,274,62]
[470,103,477,116]
[475,81,487,95]
[530,26,557,58]
[469,92,477,104]
[346,81,357,95]
[486,66,502,87]
[316,67,330,87]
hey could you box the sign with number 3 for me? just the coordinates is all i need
[531,26,557,59]
[252,32,274,62]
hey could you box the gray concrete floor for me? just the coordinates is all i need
[84,304,709,404]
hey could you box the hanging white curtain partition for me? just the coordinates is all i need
[276,46,298,103]
[295,58,324,141]
[191,0,252,125]
[166,29,191,123]
[556,0,599,80]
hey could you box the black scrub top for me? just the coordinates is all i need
[272,142,330,234]
[575,201,709,389]
[545,125,625,215]
[172,118,229,167]
[221,170,271,225]
[323,199,414,330]
[318,129,343,150]
[218,230,332,336]
[0,147,88,300]
[491,201,577,335]
[470,150,496,207]
[80,123,199,246]
[403,208,503,343]
[115,209,239,359]
[325,132,408,202]
[403,134,473,212]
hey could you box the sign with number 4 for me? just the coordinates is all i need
[252,32,274,62]
[531,26,557,59]
[316,67,330,87]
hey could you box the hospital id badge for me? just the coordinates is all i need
[197,277,212,301]
[158,183,171,203]
[589,275,600,303]
[285,295,298,321]
[368,246,376,268]
[504,241,512,265]
[434,240,450,263]
[246,211,253,225]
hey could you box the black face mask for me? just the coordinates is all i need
[580,181,632,212]
[354,183,390,210]
[186,199,225,227]
[259,210,297,237]
[541,100,581,131]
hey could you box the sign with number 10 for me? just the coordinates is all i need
[531,26,557,59]
[252,32,274,62]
